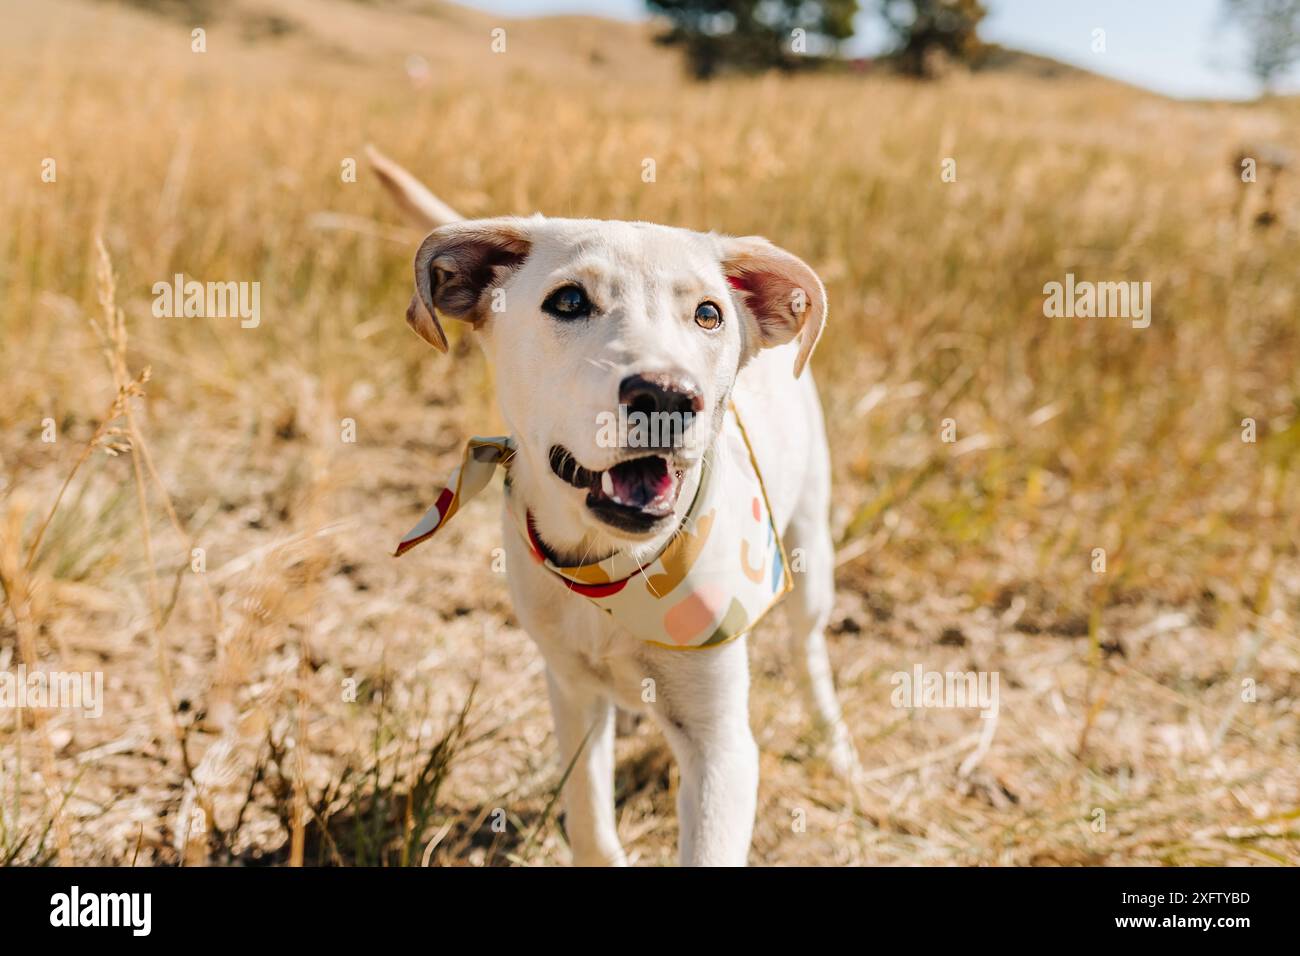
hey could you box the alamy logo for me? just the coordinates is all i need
[595,405,698,449]
[1043,273,1151,328]
[152,274,260,328]
[0,666,103,718]
[50,886,151,936]
[890,665,999,718]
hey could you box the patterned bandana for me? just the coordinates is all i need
[396,407,792,650]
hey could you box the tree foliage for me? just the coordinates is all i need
[647,0,859,79]
[879,0,989,76]
[1224,0,1300,91]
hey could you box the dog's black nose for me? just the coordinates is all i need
[619,372,704,419]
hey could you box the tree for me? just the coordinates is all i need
[647,0,859,79]
[1224,0,1300,93]
[879,0,988,77]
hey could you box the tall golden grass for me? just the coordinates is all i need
[1,0,1298,865]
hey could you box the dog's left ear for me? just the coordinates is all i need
[408,217,534,352]
[720,236,827,377]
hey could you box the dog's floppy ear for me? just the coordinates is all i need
[408,217,533,352]
[720,236,827,377]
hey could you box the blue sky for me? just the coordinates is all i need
[458,0,1299,99]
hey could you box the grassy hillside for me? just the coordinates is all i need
[82,0,680,82]
[1,0,1297,865]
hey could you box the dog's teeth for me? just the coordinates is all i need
[601,471,614,497]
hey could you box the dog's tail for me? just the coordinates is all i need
[366,144,464,230]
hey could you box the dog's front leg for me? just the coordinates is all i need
[643,638,758,866]
[544,668,626,867]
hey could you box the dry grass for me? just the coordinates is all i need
[1,0,1298,866]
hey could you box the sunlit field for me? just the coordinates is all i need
[1,0,1298,866]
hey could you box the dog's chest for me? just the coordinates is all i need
[502,530,651,706]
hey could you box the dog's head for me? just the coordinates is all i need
[407,216,826,563]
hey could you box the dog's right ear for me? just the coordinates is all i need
[720,236,827,377]
[408,218,533,352]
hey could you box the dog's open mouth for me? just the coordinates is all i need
[549,445,683,532]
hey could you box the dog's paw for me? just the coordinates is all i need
[820,720,862,783]
[571,848,629,867]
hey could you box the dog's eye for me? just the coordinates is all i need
[694,301,723,330]
[542,285,592,320]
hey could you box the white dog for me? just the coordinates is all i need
[372,148,857,866]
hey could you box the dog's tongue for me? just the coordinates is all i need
[606,456,675,510]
